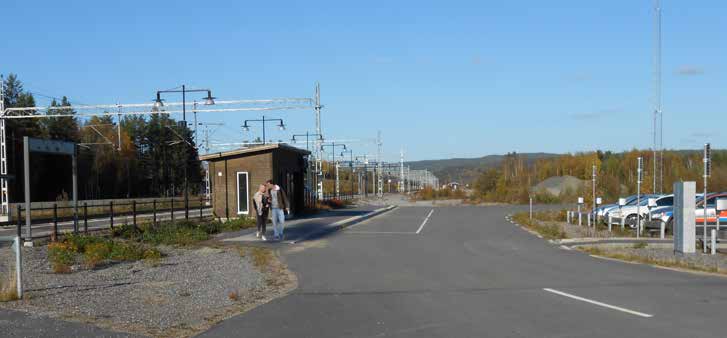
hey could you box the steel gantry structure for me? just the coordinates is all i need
[0,80,323,221]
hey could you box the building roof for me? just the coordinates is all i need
[199,143,311,161]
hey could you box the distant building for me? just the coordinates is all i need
[200,144,310,220]
[445,182,460,190]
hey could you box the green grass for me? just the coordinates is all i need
[512,212,567,240]
[112,217,256,246]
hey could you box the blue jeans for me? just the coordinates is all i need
[271,208,286,237]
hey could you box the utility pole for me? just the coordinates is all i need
[314,83,324,200]
[116,104,123,151]
[592,164,597,227]
[377,131,383,197]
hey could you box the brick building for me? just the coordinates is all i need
[200,144,310,220]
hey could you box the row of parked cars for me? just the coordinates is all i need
[593,193,727,234]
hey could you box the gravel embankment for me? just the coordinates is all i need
[0,244,295,337]
[576,243,727,273]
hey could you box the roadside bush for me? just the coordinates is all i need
[140,222,209,246]
[532,210,567,222]
[512,212,567,240]
[324,199,346,209]
[83,242,111,269]
[112,218,256,246]
[219,217,256,232]
[47,242,77,273]
[49,235,161,272]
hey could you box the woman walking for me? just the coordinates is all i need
[252,184,270,241]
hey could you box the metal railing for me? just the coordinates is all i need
[8,197,212,240]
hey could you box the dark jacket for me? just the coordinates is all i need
[269,186,290,210]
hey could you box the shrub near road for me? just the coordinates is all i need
[512,211,567,240]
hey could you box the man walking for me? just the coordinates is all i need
[266,179,290,241]
[252,184,270,241]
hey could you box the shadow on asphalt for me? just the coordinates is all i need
[216,207,376,247]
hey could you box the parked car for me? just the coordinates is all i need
[695,192,727,225]
[644,193,708,234]
[610,194,668,227]
[601,194,640,222]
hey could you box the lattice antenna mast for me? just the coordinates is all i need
[0,75,7,218]
[314,82,324,199]
[653,0,663,194]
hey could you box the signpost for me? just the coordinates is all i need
[618,197,626,230]
[23,137,78,242]
[636,157,643,238]
[703,143,711,253]
[577,197,584,226]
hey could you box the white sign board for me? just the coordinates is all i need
[717,198,727,212]
[577,197,584,204]
[596,197,602,205]
[618,198,626,206]
[674,181,696,254]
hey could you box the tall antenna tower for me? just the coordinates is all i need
[653,0,663,193]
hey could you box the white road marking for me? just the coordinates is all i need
[543,288,653,318]
[416,209,434,234]
[559,245,572,251]
[345,231,416,234]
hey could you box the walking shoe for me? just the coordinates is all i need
[256,231,260,238]
[261,235,267,241]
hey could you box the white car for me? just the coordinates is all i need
[611,194,671,227]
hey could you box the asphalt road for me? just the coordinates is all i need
[199,205,727,338]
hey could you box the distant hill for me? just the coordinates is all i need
[406,153,560,185]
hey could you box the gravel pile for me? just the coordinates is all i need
[0,244,295,337]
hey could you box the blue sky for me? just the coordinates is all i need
[1,0,725,161]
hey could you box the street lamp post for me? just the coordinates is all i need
[291,132,323,152]
[320,142,346,199]
[242,116,285,145]
[355,155,368,197]
[154,85,215,220]
[341,149,354,199]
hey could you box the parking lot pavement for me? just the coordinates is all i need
[0,308,142,338]
[199,205,727,338]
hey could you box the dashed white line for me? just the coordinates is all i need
[416,209,434,234]
[543,288,653,318]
